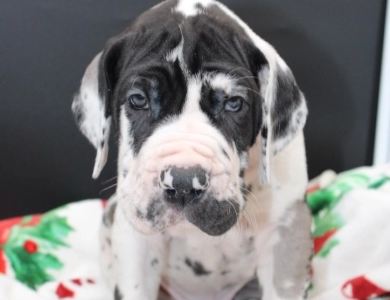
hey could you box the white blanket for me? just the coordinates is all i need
[1,165,389,300]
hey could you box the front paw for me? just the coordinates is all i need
[114,285,156,300]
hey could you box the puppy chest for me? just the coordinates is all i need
[161,234,258,299]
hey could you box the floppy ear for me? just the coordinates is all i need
[256,45,308,185]
[71,35,125,179]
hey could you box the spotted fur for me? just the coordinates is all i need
[73,0,311,299]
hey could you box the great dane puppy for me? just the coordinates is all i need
[72,0,312,299]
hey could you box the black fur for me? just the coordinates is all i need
[272,68,302,140]
[184,197,239,236]
[114,285,123,300]
[151,258,159,267]
[102,202,117,227]
[162,165,208,206]
[86,0,304,238]
[184,257,211,276]
[96,0,267,157]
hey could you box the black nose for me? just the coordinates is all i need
[160,166,209,206]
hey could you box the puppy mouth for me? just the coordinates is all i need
[127,192,240,236]
[183,197,240,236]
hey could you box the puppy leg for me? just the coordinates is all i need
[112,224,166,299]
[102,199,166,300]
[257,200,312,300]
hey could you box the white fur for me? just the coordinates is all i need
[208,73,234,94]
[166,31,184,63]
[71,52,111,179]
[74,1,310,299]
[213,1,308,186]
[174,0,214,17]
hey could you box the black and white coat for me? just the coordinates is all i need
[72,0,312,299]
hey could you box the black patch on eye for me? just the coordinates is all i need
[180,8,266,153]
[184,258,211,276]
[126,58,187,155]
[199,82,261,155]
[102,202,117,227]
[114,285,123,300]
[239,169,245,178]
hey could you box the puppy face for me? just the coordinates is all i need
[72,0,307,236]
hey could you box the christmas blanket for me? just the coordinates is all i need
[1,165,390,300]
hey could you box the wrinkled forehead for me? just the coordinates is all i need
[110,0,264,155]
[121,0,258,81]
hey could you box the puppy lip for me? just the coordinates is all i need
[183,198,240,236]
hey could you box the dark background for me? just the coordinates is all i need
[0,0,386,219]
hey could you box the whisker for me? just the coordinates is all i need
[132,75,155,87]
[234,75,259,82]
[226,66,253,78]
[240,187,265,230]
[241,187,261,204]
[240,86,263,98]
[101,176,118,185]
[243,204,259,234]
[99,183,117,195]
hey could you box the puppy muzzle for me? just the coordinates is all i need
[121,132,242,235]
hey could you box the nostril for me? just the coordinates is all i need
[191,189,204,199]
[165,189,176,198]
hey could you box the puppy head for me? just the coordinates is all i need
[72,0,307,235]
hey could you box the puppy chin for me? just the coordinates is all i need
[130,220,162,235]
[126,208,183,235]
[184,198,241,236]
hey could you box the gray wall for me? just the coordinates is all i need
[0,0,385,218]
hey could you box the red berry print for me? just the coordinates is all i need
[71,279,82,286]
[56,283,75,298]
[342,276,389,299]
[24,240,38,253]
[313,229,337,254]
[0,249,6,274]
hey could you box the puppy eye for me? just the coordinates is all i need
[225,97,243,112]
[128,93,149,110]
